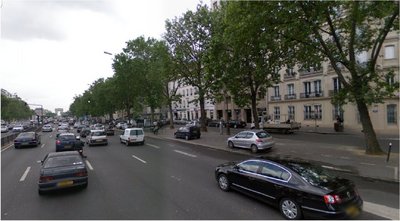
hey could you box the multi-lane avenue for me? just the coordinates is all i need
[1,128,398,219]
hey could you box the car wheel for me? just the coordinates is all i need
[251,144,258,153]
[38,189,45,195]
[185,135,189,140]
[217,174,230,191]
[228,141,235,149]
[279,198,302,220]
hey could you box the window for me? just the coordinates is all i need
[304,82,311,95]
[304,105,312,120]
[259,162,291,181]
[274,106,280,121]
[386,74,395,86]
[288,106,295,120]
[314,105,322,120]
[314,80,322,94]
[274,86,280,97]
[332,105,344,121]
[333,78,341,92]
[287,84,295,95]
[387,104,397,124]
[238,161,260,173]
[385,45,395,59]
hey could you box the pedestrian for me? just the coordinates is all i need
[219,118,224,135]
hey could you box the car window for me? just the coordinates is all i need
[44,156,83,168]
[238,160,260,173]
[236,132,247,138]
[130,130,143,135]
[92,131,106,136]
[59,135,75,140]
[245,132,254,139]
[287,162,336,187]
[256,131,271,138]
[259,162,290,181]
[18,133,34,138]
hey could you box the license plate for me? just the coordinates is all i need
[64,145,71,149]
[57,180,73,187]
[22,142,29,145]
[345,205,360,217]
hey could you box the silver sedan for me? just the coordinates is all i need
[227,130,274,153]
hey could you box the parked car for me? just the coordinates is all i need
[174,126,201,140]
[1,125,8,133]
[12,124,24,132]
[42,124,53,132]
[120,128,145,146]
[226,120,247,128]
[87,130,108,146]
[79,127,91,138]
[227,130,274,153]
[215,156,363,219]
[56,133,84,153]
[208,120,225,127]
[38,151,88,195]
[14,132,41,148]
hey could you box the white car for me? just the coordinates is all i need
[12,125,24,132]
[1,125,8,133]
[120,128,145,146]
[87,130,108,146]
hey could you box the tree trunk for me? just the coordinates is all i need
[168,101,174,129]
[150,107,155,122]
[199,95,208,132]
[356,100,385,155]
[251,94,259,129]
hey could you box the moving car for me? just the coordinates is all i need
[120,128,145,146]
[12,124,24,132]
[215,156,363,219]
[227,130,274,153]
[80,127,91,138]
[14,132,41,148]
[1,125,8,133]
[42,124,53,132]
[57,125,69,133]
[174,125,201,140]
[56,133,84,153]
[38,151,88,195]
[87,130,108,146]
[106,125,115,136]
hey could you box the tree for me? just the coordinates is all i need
[164,3,214,132]
[273,1,399,154]
[1,95,33,121]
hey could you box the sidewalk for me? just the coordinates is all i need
[146,125,399,183]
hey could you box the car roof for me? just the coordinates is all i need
[47,151,80,158]
[90,129,104,132]
[59,133,75,136]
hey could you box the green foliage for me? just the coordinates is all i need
[1,95,34,121]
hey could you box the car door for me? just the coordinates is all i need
[243,132,255,148]
[232,132,247,148]
[229,160,261,197]
[254,162,292,203]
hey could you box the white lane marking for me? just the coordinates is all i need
[174,150,197,158]
[19,167,31,182]
[364,201,399,220]
[41,144,45,148]
[170,175,181,182]
[85,160,94,170]
[132,155,147,164]
[147,143,160,149]
[1,144,13,152]
[360,162,376,166]
[321,165,352,172]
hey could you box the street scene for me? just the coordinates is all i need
[1,0,399,220]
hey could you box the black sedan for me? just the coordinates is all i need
[14,132,41,148]
[174,126,201,140]
[38,151,88,195]
[56,133,84,153]
[215,157,363,219]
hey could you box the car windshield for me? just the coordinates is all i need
[59,135,75,140]
[256,131,271,138]
[18,133,33,138]
[130,130,143,135]
[92,131,106,136]
[287,162,337,188]
[44,156,83,168]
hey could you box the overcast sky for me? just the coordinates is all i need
[0,0,202,113]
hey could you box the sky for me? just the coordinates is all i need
[0,0,202,113]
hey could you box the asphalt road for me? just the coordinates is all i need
[1,128,398,220]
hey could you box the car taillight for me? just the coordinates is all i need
[40,176,54,183]
[56,140,61,145]
[256,138,263,143]
[75,171,87,177]
[324,194,342,204]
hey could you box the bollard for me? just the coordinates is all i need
[386,142,392,162]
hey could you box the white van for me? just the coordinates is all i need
[119,128,145,146]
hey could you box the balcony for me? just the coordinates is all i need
[300,91,324,99]
[299,67,323,78]
[270,95,282,101]
[284,94,297,100]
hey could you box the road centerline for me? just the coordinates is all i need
[174,150,197,158]
[132,155,147,164]
[147,143,160,149]
[41,144,45,148]
[85,160,94,170]
[19,167,31,182]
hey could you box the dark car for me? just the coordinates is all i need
[227,120,247,128]
[77,125,84,133]
[38,151,88,195]
[56,133,84,153]
[106,126,115,136]
[215,156,363,219]
[208,120,225,127]
[80,127,91,138]
[14,132,41,148]
[174,126,201,140]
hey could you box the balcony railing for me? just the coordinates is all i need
[284,94,297,100]
[299,91,324,99]
[299,67,323,78]
[270,95,282,101]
